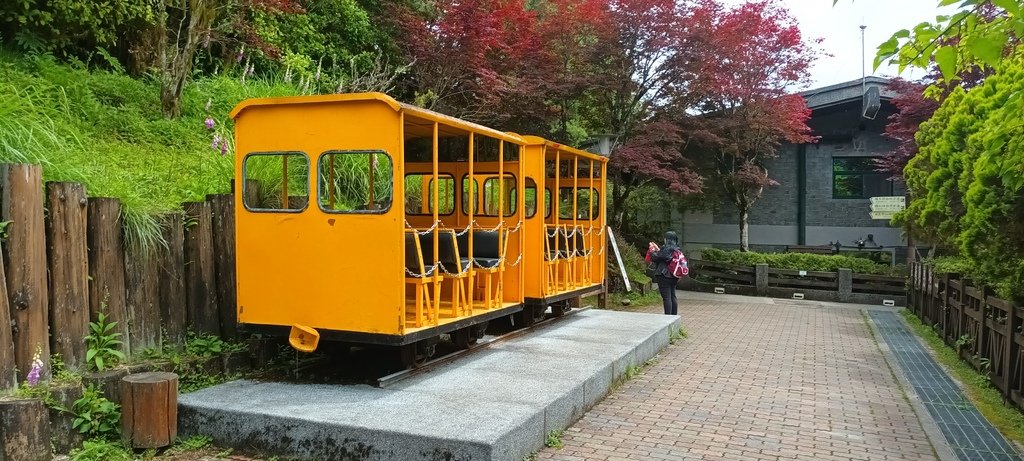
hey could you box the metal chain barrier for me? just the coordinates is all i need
[437,260,471,277]
[404,262,439,278]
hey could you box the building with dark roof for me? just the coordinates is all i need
[678,76,906,261]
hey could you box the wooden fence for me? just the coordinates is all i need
[907,262,1024,409]
[0,164,237,389]
[681,259,906,305]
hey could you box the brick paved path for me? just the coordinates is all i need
[538,295,941,461]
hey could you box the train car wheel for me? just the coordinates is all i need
[451,328,474,349]
[532,305,547,322]
[550,301,569,317]
[399,340,437,368]
[471,321,488,340]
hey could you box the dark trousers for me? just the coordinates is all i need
[656,276,679,315]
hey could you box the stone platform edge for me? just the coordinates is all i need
[178,313,683,461]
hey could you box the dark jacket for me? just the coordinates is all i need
[648,243,680,280]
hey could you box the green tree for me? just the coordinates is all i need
[901,56,1024,300]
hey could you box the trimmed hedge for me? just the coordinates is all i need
[700,248,906,276]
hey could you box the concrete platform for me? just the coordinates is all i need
[178,309,681,461]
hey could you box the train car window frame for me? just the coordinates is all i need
[404,173,456,216]
[524,178,538,218]
[317,150,394,215]
[241,151,310,213]
[557,187,601,220]
[461,173,518,217]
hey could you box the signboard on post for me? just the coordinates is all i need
[869,196,905,220]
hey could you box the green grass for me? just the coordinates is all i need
[609,289,661,309]
[0,49,299,247]
[900,309,1024,447]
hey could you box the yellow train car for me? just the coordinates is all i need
[230,93,607,364]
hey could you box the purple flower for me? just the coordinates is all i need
[205,98,212,112]
[236,45,245,63]
[212,134,222,150]
[220,141,229,156]
[205,117,215,130]
[27,355,43,386]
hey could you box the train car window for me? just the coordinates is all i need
[524,178,537,218]
[317,150,393,213]
[483,176,516,216]
[461,177,479,215]
[558,188,600,220]
[404,174,455,215]
[242,152,309,212]
[544,188,551,218]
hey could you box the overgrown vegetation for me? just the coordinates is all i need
[700,248,905,276]
[71,385,121,439]
[900,310,1024,447]
[0,50,300,246]
[607,231,651,290]
[69,438,133,461]
[85,312,126,371]
[899,56,1024,302]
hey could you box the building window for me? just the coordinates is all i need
[832,157,893,199]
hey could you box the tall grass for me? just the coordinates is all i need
[0,51,298,248]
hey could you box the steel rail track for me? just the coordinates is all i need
[376,306,592,388]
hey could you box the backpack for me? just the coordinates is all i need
[667,249,689,278]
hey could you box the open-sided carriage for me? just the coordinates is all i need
[230,93,607,365]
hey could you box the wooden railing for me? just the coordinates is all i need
[907,262,1024,408]
[681,259,905,304]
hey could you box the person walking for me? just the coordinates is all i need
[646,231,682,315]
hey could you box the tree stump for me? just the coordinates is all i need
[83,368,128,407]
[121,372,178,449]
[0,398,51,461]
[48,384,85,454]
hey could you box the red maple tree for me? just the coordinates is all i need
[602,0,711,231]
[682,0,817,251]
[390,0,551,128]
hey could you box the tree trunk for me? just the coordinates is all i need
[158,0,216,119]
[739,207,750,252]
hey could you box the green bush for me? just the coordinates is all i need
[608,231,651,288]
[699,248,904,276]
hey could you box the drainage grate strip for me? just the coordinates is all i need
[869,310,1022,461]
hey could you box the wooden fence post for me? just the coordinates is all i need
[941,272,950,341]
[183,202,220,335]
[837,269,853,303]
[0,242,14,389]
[2,164,50,381]
[158,213,187,348]
[754,264,768,296]
[87,198,130,355]
[46,182,90,370]
[208,194,237,339]
[125,243,161,353]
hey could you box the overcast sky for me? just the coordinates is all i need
[728,0,953,89]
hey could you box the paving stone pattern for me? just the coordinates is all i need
[538,298,940,461]
[870,310,1023,461]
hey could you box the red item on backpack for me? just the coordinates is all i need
[667,250,689,278]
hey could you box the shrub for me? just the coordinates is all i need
[608,231,651,289]
[699,248,904,276]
